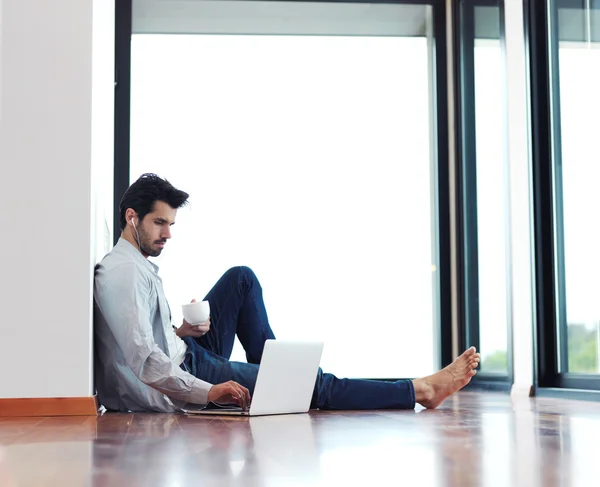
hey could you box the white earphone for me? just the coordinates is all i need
[129,217,141,250]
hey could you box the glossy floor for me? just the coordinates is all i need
[1,392,600,487]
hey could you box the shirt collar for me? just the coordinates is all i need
[115,237,160,274]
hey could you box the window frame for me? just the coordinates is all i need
[454,0,513,388]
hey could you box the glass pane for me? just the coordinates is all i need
[554,0,600,373]
[130,5,441,379]
[474,4,510,374]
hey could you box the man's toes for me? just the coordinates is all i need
[460,347,476,360]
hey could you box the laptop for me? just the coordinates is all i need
[183,340,324,416]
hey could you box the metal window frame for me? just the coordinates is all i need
[114,0,132,241]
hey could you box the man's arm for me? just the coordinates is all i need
[95,263,211,405]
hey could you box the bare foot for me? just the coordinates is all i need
[413,347,480,409]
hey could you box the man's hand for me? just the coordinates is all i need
[208,381,251,410]
[176,298,211,338]
[176,316,211,338]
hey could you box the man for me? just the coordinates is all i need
[94,173,480,413]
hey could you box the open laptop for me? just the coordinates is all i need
[183,340,324,416]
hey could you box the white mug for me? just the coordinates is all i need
[182,300,211,325]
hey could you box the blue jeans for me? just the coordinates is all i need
[181,266,416,410]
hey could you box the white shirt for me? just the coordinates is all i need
[94,238,212,412]
[159,288,188,366]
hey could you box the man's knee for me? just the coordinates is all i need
[223,266,259,286]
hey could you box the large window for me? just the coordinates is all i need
[122,0,451,379]
[552,0,600,375]
[474,4,509,375]
[529,0,600,390]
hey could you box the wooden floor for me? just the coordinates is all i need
[1,391,600,486]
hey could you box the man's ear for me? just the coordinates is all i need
[125,208,137,226]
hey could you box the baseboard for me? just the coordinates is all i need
[510,384,535,399]
[0,396,99,417]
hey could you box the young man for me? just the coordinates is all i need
[94,173,480,413]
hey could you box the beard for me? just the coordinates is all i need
[135,225,165,257]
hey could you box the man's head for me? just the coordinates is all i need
[119,173,189,258]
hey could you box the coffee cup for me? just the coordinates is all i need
[182,300,211,325]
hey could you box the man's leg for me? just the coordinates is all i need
[311,347,480,410]
[311,370,416,410]
[182,343,480,409]
[196,266,275,363]
[182,339,414,409]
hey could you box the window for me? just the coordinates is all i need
[552,0,600,375]
[120,0,452,379]
[457,0,511,380]
[529,0,600,390]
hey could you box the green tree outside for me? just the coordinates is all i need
[481,350,508,373]
[567,323,599,373]
[478,323,599,374]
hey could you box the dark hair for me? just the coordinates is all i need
[119,173,189,230]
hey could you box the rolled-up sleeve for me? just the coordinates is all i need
[95,262,211,405]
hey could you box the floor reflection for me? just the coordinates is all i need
[0,446,17,487]
[3,392,600,487]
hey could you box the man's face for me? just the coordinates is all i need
[135,201,177,258]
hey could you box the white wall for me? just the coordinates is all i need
[0,0,113,398]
